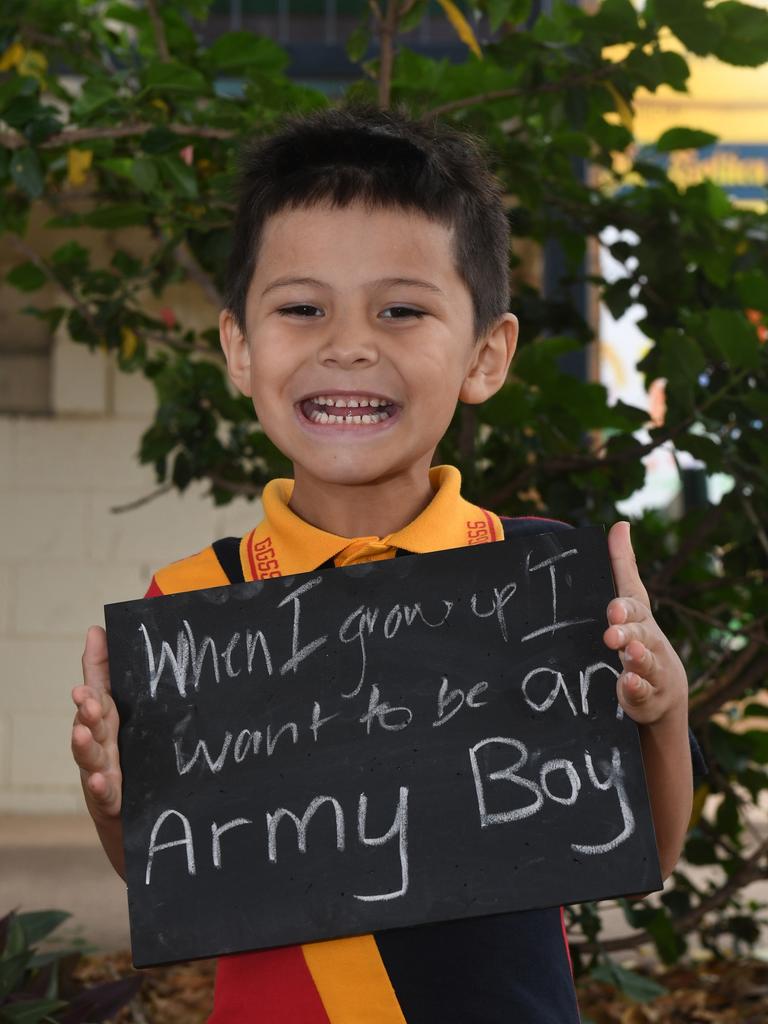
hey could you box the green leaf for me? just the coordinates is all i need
[16,910,69,947]
[0,951,31,1001]
[100,157,134,180]
[645,908,687,964]
[131,155,160,192]
[715,792,740,838]
[736,270,768,312]
[9,148,44,199]
[346,25,371,62]
[656,127,718,151]
[141,59,208,95]
[712,0,768,67]
[156,154,198,198]
[51,241,90,275]
[111,249,143,277]
[657,50,690,91]
[513,336,583,387]
[400,0,428,32]
[590,959,668,1002]
[6,261,47,292]
[487,0,532,31]
[654,0,717,56]
[82,203,149,228]
[590,0,639,36]
[707,309,762,370]
[0,997,68,1023]
[204,31,288,73]
[71,78,115,118]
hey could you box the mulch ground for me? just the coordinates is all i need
[73,952,768,1023]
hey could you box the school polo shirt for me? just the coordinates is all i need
[143,465,582,1024]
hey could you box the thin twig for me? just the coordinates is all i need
[377,0,401,109]
[570,838,768,954]
[422,66,616,119]
[742,494,768,560]
[690,650,768,728]
[173,238,223,309]
[208,475,264,498]
[649,505,725,591]
[488,367,752,509]
[658,597,768,651]
[0,123,233,150]
[8,234,103,339]
[110,483,174,513]
[689,637,762,701]
[146,0,171,62]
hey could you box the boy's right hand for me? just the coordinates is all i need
[71,625,122,826]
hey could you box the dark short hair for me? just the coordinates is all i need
[223,104,511,341]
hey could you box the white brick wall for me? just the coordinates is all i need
[1,350,262,813]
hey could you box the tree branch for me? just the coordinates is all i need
[146,0,171,62]
[742,493,768,560]
[208,475,264,498]
[421,67,616,120]
[173,238,223,309]
[690,648,768,728]
[649,504,725,591]
[8,234,104,341]
[487,366,752,510]
[377,0,401,109]
[110,483,174,514]
[570,838,768,955]
[0,123,233,150]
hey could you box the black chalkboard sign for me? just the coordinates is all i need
[105,526,661,968]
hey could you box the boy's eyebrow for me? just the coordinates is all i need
[261,275,446,297]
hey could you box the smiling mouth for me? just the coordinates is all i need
[298,394,399,426]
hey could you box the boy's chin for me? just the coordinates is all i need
[292,455,413,489]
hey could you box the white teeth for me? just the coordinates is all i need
[308,395,393,407]
[305,401,394,425]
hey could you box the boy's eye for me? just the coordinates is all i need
[278,304,323,317]
[380,306,426,319]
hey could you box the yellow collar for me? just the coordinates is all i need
[240,465,502,581]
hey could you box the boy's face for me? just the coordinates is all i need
[220,201,517,492]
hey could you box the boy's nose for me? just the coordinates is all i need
[317,333,379,368]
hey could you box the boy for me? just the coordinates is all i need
[72,105,695,1023]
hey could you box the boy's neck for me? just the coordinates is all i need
[288,460,436,540]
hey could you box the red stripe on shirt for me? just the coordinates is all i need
[144,577,163,598]
[560,906,573,974]
[481,508,497,542]
[208,948,332,1024]
[244,527,259,581]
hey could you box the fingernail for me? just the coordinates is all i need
[616,627,626,644]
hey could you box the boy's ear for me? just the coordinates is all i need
[219,309,252,397]
[459,312,518,405]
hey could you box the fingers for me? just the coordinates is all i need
[607,522,651,606]
[71,721,109,775]
[71,687,114,744]
[81,625,112,695]
[616,671,656,721]
[72,628,122,818]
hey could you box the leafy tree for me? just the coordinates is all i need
[2,0,768,988]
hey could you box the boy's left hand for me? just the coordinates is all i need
[603,521,688,726]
